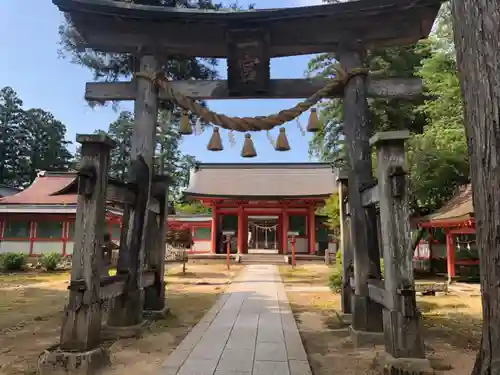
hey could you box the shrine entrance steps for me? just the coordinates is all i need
[240,254,287,265]
[159,265,311,375]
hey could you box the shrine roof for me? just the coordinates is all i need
[184,163,335,199]
[53,0,442,57]
[416,184,474,226]
[0,172,77,205]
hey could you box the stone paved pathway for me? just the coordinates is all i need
[160,265,312,375]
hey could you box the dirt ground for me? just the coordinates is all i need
[280,264,481,375]
[0,262,242,375]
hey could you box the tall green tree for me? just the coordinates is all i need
[18,108,73,185]
[307,43,431,167]
[405,3,468,215]
[98,110,198,200]
[0,87,73,187]
[108,111,134,180]
[308,3,469,217]
[0,87,24,186]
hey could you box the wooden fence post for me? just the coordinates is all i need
[107,55,159,334]
[371,131,426,360]
[336,170,352,316]
[37,134,116,375]
[338,47,383,336]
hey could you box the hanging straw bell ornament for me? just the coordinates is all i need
[307,108,321,132]
[275,127,291,152]
[241,133,257,158]
[207,127,223,151]
[179,110,193,135]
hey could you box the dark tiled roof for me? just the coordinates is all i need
[417,184,474,224]
[184,163,335,199]
[0,172,77,205]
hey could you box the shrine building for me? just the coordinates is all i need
[0,163,336,257]
[181,163,336,255]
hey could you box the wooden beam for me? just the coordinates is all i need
[85,77,423,102]
[361,185,379,207]
[367,280,387,307]
[106,183,135,205]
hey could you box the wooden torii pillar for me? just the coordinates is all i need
[338,46,384,341]
[107,55,167,334]
[336,169,352,316]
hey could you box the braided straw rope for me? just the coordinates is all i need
[136,66,368,132]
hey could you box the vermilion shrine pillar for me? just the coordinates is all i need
[445,231,456,282]
[282,210,289,254]
[211,206,218,253]
[308,205,316,254]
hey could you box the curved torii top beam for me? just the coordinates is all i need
[53,0,443,58]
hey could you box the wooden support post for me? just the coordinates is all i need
[371,130,425,359]
[338,47,383,334]
[225,234,232,270]
[37,134,115,375]
[107,55,159,333]
[60,134,116,351]
[237,206,244,254]
[143,186,169,318]
[337,172,352,315]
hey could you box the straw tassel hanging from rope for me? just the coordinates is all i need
[241,133,257,158]
[179,110,193,135]
[207,127,223,151]
[275,127,291,152]
[307,108,321,132]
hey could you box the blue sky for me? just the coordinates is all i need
[0,0,325,164]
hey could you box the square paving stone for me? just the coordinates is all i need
[177,358,219,375]
[253,361,290,375]
[162,349,191,368]
[216,349,254,373]
[255,342,287,362]
[288,360,312,375]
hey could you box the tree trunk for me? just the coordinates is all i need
[451,2,500,374]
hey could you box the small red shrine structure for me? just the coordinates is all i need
[183,163,335,255]
[415,184,477,281]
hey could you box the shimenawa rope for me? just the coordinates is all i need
[135,66,369,133]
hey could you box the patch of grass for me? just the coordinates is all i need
[279,264,332,287]
[417,294,482,351]
[0,271,70,288]
[0,263,242,375]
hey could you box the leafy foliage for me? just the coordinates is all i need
[174,201,211,214]
[39,253,62,272]
[308,3,468,218]
[1,252,27,271]
[0,87,73,187]
[307,43,431,168]
[317,194,340,232]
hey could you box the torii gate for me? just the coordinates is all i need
[39,1,442,374]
